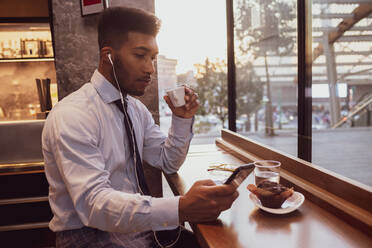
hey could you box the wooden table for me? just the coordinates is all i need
[165,144,372,248]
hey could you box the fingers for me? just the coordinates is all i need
[233,191,240,200]
[184,92,199,111]
[192,180,237,199]
[188,100,199,111]
[185,92,197,103]
[163,95,175,110]
[195,179,216,186]
[164,87,199,112]
[180,181,239,223]
[216,191,239,211]
[202,184,239,212]
[196,180,236,197]
[185,100,199,112]
[211,185,239,210]
[207,184,236,197]
[184,85,194,95]
[185,86,199,110]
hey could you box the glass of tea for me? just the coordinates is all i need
[253,160,281,185]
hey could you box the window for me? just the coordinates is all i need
[233,0,298,157]
[230,0,372,188]
[311,1,372,187]
[155,0,227,144]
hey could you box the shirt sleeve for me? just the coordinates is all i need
[45,105,180,233]
[141,107,194,174]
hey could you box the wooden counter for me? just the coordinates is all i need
[165,144,372,248]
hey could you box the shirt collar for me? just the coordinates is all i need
[91,69,122,104]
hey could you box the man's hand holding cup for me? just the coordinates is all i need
[164,85,199,119]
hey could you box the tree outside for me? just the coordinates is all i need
[236,61,263,132]
[193,58,262,133]
[194,58,228,132]
[234,0,296,136]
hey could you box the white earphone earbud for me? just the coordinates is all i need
[108,53,113,65]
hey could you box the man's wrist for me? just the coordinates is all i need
[178,196,187,223]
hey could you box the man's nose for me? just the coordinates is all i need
[144,59,155,74]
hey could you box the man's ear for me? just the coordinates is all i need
[100,47,113,64]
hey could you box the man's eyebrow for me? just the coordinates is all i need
[133,46,150,52]
[133,46,158,55]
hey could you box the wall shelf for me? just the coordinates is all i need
[0,57,54,63]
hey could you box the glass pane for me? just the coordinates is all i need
[155,0,227,144]
[233,0,298,157]
[311,2,372,187]
[0,23,57,121]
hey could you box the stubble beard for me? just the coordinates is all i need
[114,56,145,97]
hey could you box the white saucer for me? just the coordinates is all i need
[249,191,305,214]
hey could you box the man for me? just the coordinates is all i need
[42,7,238,248]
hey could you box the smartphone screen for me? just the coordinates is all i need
[224,164,255,188]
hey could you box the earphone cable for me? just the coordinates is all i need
[109,56,182,247]
[110,55,144,195]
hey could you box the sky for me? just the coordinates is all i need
[155,0,227,74]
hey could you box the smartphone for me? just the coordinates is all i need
[224,163,255,188]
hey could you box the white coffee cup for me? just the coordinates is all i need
[166,86,185,107]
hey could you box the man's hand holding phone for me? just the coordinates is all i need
[179,180,239,223]
[178,164,254,223]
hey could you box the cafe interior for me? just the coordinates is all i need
[0,0,371,247]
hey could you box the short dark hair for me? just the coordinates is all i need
[97,7,161,49]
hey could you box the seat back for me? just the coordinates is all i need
[0,120,45,164]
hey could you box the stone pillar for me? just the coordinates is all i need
[52,0,158,123]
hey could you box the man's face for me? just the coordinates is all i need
[113,32,158,96]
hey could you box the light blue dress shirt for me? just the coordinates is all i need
[42,70,193,234]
